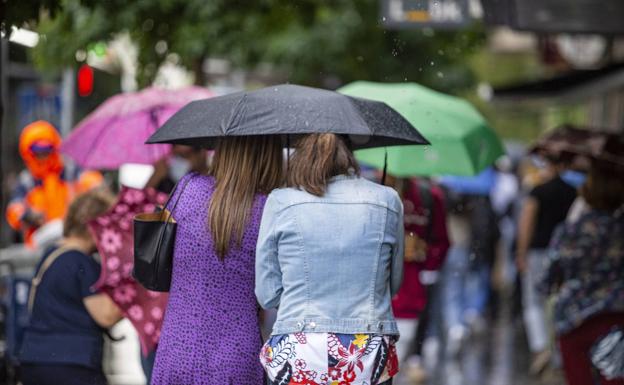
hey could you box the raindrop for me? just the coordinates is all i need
[418,67,423,72]
[437,49,445,56]
[430,61,435,66]
[391,49,398,57]
[356,56,364,62]
[382,16,387,22]
[155,40,168,55]
[142,19,154,32]
[437,72,444,78]
[75,49,87,62]
[404,77,408,81]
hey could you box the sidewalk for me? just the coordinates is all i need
[395,299,565,385]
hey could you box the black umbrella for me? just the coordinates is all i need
[146,84,429,149]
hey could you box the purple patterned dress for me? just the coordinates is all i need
[151,173,266,385]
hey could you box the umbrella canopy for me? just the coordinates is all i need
[146,84,428,149]
[339,81,505,176]
[439,167,497,196]
[89,187,169,354]
[530,125,621,162]
[534,126,624,168]
[62,86,213,169]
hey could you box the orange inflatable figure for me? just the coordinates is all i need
[5,121,104,246]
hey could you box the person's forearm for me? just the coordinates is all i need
[516,198,537,272]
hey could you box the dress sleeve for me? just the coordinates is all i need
[255,193,284,309]
[528,183,545,204]
[77,254,102,299]
[541,221,575,294]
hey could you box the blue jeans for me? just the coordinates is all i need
[141,348,157,385]
[441,246,490,331]
[522,249,549,352]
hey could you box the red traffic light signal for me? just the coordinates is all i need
[77,64,94,97]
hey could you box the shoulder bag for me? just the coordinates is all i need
[133,173,195,292]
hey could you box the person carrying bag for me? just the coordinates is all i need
[133,173,195,292]
[20,190,123,385]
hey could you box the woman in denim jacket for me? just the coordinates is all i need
[256,133,404,385]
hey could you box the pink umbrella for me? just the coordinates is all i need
[62,86,213,169]
[89,187,168,354]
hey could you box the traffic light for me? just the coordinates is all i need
[77,64,94,97]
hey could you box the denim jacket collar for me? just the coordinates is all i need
[328,173,358,183]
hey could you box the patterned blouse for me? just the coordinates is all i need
[260,332,399,385]
[543,210,624,335]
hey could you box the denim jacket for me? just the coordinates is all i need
[255,175,404,335]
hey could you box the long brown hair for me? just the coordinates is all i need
[287,133,360,196]
[209,136,283,259]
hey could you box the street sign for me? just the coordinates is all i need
[381,0,470,29]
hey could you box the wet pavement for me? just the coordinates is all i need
[394,296,565,385]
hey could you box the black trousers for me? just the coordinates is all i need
[21,364,108,385]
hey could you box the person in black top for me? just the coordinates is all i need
[516,158,578,375]
[20,189,124,385]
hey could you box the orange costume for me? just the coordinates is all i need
[6,121,103,246]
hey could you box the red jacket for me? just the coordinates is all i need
[392,179,450,319]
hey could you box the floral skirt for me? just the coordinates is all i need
[260,332,399,385]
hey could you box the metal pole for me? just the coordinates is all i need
[60,67,75,137]
[1,38,9,247]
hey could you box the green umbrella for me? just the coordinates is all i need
[339,81,505,176]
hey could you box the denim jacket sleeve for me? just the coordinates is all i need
[390,196,405,296]
[255,193,284,309]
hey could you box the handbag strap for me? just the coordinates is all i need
[153,173,197,263]
[161,172,197,221]
[28,246,74,313]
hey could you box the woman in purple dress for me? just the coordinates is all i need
[151,136,283,385]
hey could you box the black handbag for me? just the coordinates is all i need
[133,174,194,292]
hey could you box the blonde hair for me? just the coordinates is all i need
[209,136,284,259]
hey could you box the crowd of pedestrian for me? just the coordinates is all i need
[4,113,623,385]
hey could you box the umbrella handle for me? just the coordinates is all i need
[286,134,290,173]
[381,148,388,186]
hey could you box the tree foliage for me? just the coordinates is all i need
[1,0,62,35]
[30,0,485,90]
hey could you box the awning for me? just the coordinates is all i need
[493,62,624,102]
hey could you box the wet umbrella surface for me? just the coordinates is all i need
[147,84,429,149]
